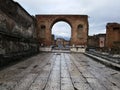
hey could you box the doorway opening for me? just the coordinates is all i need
[51,21,71,50]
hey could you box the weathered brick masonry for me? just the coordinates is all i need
[36,15,88,47]
[0,0,39,67]
[106,23,120,54]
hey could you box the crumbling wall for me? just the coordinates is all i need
[0,0,39,67]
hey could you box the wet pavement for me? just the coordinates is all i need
[0,53,120,90]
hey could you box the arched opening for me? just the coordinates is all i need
[51,21,71,49]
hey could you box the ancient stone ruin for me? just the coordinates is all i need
[0,0,39,67]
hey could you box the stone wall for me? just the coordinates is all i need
[87,34,106,51]
[0,0,39,67]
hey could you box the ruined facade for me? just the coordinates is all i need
[88,34,106,51]
[106,23,120,53]
[0,0,39,66]
[36,15,88,47]
[55,38,70,48]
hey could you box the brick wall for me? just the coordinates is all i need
[106,23,120,54]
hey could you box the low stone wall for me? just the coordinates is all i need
[70,47,86,53]
[39,47,52,52]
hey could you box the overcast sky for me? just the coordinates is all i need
[14,0,120,38]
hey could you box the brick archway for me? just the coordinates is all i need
[36,15,88,47]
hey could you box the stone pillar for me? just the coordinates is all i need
[45,27,52,46]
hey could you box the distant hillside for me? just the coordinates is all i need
[55,35,70,41]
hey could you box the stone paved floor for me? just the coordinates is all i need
[0,53,120,90]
